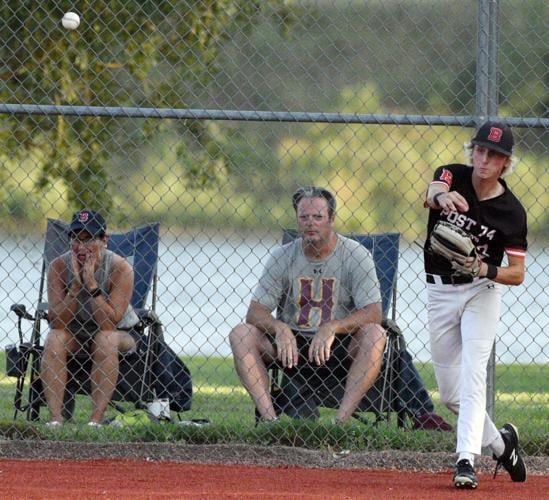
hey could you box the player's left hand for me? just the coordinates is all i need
[451,255,482,276]
[81,253,98,290]
[430,221,481,277]
[309,324,336,365]
[70,253,83,288]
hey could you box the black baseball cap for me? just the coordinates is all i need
[69,210,107,237]
[471,121,514,156]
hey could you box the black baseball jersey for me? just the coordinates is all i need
[424,164,527,275]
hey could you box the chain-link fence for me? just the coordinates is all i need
[1,1,547,461]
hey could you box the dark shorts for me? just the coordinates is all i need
[270,332,354,418]
[271,332,354,376]
[67,319,141,346]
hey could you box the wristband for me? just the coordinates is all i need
[88,287,103,298]
[486,264,498,280]
[433,192,445,207]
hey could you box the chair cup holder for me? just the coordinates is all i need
[5,344,25,378]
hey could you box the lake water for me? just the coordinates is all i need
[1,234,547,364]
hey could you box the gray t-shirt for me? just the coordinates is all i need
[252,235,381,334]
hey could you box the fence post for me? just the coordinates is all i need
[476,0,499,447]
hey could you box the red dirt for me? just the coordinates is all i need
[0,459,546,499]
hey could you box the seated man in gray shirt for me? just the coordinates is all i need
[230,187,386,423]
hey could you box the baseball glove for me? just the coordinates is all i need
[430,221,481,277]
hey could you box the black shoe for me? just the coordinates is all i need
[493,423,527,482]
[453,459,478,489]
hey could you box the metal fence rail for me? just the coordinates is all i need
[2,103,548,127]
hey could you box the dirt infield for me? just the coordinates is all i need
[1,458,548,499]
[1,442,547,498]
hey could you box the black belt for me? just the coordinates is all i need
[426,273,474,285]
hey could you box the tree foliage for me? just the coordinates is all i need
[0,1,287,211]
[0,1,545,241]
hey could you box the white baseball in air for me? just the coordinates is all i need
[62,12,80,30]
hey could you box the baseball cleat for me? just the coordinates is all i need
[453,459,478,489]
[493,423,527,482]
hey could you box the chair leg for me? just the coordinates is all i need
[392,335,408,429]
[26,354,44,422]
[109,400,127,414]
[397,407,407,428]
[391,348,408,428]
[13,376,25,421]
[12,347,32,420]
[380,334,395,422]
[27,378,43,421]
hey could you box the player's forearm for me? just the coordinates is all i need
[246,301,281,334]
[87,271,131,329]
[331,304,382,334]
[426,186,448,209]
[90,294,123,330]
[48,285,81,328]
[479,261,524,286]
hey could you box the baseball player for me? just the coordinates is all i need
[423,121,528,488]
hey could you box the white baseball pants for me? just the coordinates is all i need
[427,278,502,455]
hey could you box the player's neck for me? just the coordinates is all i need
[303,232,338,261]
[472,176,504,201]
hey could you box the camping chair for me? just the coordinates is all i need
[6,218,192,422]
[265,230,408,427]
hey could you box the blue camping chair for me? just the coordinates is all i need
[7,219,192,421]
[265,230,407,426]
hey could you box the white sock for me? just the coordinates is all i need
[490,434,506,458]
[458,452,475,465]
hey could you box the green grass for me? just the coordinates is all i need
[1,354,547,455]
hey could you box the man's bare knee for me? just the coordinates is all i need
[229,324,261,353]
[352,323,386,356]
[44,329,72,356]
[230,324,276,367]
[91,330,119,360]
[370,323,387,347]
[117,331,137,352]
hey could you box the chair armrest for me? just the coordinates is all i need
[135,308,161,326]
[381,318,406,351]
[382,318,402,336]
[10,304,34,321]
